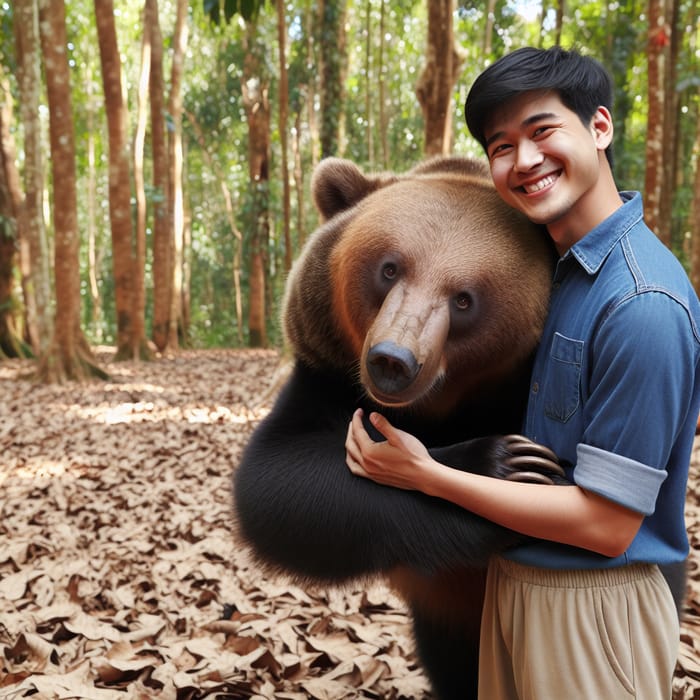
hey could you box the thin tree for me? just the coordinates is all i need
[537,1,547,47]
[202,0,280,344]
[12,0,51,355]
[166,0,189,350]
[644,0,670,243]
[304,0,320,168]
[483,0,497,59]
[318,0,347,157]
[37,0,105,382]
[377,0,388,168]
[0,71,28,357]
[133,0,153,360]
[689,83,700,295]
[291,0,316,247]
[416,0,463,156]
[364,0,373,165]
[94,0,146,360]
[554,0,564,46]
[276,0,292,272]
[658,0,680,248]
[148,0,171,352]
[85,54,104,340]
[242,23,271,348]
[185,109,244,344]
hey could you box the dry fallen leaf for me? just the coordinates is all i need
[0,348,698,699]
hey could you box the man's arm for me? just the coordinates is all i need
[346,409,643,558]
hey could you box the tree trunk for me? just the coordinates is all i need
[0,215,22,358]
[483,0,497,59]
[554,0,565,46]
[292,0,314,249]
[148,0,171,352]
[0,72,29,358]
[318,0,347,157]
[364,0,373,165]
[242,25,270,348]
[416,0,462,156]
[166,0,189,350]
[185,109,244,344]
[181,194,191,337]
[658,0,680,247]
[86,65,103,341]
[12,0,52,355]
[644,0,669,243]
[94,0,143,360]
[378,0,388,168]
[537,1,547,47]
[37,0,105,382]
[248,250,266,348]
[305,0,320,168]
[604,2,637,182]
[132,0,152,360]
[292,110,306,248]
[276,0,292,272]
[689,88,700,295]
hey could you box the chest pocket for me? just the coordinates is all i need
[544,333,584,423]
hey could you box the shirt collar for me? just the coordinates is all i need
[560,192,643,275]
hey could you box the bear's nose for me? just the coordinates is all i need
[366,341,420,395]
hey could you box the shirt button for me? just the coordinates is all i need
[532,382,539,394]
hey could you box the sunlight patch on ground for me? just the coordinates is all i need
[61,398,269,425]
[0,459,69,484]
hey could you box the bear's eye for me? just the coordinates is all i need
[454,292,472,311]
[382,262,398,280]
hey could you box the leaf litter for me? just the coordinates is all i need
[0,349,698,699]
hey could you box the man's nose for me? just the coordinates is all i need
[514,141,544,172]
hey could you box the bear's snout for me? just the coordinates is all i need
[366,341,421,396]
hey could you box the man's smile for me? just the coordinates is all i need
[519,172,560,195]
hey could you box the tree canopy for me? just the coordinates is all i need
[0,0,698,362]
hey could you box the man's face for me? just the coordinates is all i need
[483,92,612,243]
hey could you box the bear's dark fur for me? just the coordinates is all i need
[233,157,566,699]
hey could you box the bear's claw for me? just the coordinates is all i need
[502,434,566,484]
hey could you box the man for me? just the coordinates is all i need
[345,46,700,699]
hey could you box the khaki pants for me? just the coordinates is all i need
[478,557,679,700]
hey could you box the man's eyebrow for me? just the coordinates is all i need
[485,130,505,149]
[484,111,560,148]
[522,111,559,127]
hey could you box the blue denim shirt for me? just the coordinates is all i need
[506,192,700,569]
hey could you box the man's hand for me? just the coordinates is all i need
[345,409,432,491]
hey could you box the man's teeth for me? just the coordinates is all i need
[524,174,556,193]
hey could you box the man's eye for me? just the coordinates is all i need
[489,143,511,158]
[533,126,552,137]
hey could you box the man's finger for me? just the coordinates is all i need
[371,412,414,452]
[351,408,376,450]
[369,411,396,442]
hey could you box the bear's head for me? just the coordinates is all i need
[283,157,554,415]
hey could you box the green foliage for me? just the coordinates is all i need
[0,213,16,241]
[3,0,698,349]
[203,0,267,23]
[188,211,243,346]
[0,2,16,73]
[342,1,425,167]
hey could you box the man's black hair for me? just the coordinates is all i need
[465,46,615,167]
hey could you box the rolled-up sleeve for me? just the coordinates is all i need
[574,443,667,515]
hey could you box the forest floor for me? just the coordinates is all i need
[0,349,698,700]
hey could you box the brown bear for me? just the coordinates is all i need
[233,156,566,700]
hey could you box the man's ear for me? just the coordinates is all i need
[591,106,614,150]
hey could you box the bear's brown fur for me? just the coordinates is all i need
[285,157,552,416]
[234,157,563,700]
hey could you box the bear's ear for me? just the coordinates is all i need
[312,158,398,220]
